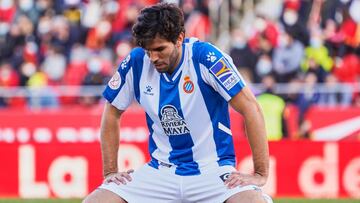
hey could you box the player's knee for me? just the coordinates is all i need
[226,190,272,203]
[82,194,96,203]
[252,196,268,203]
[82,192,101,203]
[254,193,273,203]
[82,189,127,203]
[262,193,273,203]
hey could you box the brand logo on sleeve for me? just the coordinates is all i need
[206,52,217,62]
[108,72,121,90]
[160,105,190,136]
[209,58,240,90]
[183,76,194,94]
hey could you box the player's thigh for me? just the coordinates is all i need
[225,189,267,203]
[82,188,127,203]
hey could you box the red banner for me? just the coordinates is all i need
[0,106,359,198]
[0,142,359,198]
[306,107,360,141]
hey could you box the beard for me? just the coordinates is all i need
[166,45,181,74]
[154,45,181,74]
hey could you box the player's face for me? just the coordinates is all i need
[144,34,184,74]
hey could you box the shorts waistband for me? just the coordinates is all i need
[149,160,236,175]
[159,161,173,168]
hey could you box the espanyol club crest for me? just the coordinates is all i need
[183,76,194,94]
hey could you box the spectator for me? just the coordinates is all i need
[317,73,353,107]
[301,29,333,82]
[15,0,39,23]
[0,62,20,107]
[333,53,360,83]
[255,54,273,82]
[86,19,112,50]
[323,19,346,57]
[273,29,304,82]
[341,0,360,49]
[41,46,67,84]
[280,0,310,45]
[229,28,257,80]
[353,93,360,107]
[50,16,73,57]
[0,0,358,113]
[184,4,211,41]
[79,57,110,106]
[0,62,19,87]
[19,62,36,86]
[27,71,59,109]
[296,72,320,138]
[257,74,287,141]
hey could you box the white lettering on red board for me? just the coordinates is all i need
[17,144,147,198]
[19,145,49,198]
[343,157,360,198]
[237,143,360,198]
[297,143,360,198]
[0,127,148,143]
[15,143,360,198]
[298,143,339,198]
[18,145,88,198]
[117,144,146,171]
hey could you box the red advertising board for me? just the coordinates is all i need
[0,142,359,198]
[305,107,360,141]
[0,106,359,198]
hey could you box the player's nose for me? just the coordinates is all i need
[148,51,160,63]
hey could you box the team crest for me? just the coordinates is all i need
[209,58,240,90]
[183,76,194,94]
[108,72,121,90]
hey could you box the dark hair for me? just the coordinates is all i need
[132,3,185,47]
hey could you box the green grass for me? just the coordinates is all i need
[0,199,358,203]
[0,199,81,203]
[275,199,359,203]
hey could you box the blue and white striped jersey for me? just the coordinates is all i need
[103,38,246,176]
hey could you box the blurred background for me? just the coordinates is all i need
[0,0,359,202]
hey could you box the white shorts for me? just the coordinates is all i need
[99,164,272,203]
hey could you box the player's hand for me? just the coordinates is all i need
[103,169,134,185]
[224,171,267,189]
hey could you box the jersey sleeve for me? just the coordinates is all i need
[102,49,141,110]
[193,42,246,101]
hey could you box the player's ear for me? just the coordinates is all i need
[176,32,185,47]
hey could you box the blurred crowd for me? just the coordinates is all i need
[223,0,360,139]
[0,0,157,107]
[228,0,360,97]
[0,0,360,137]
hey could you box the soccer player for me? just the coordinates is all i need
[84,2,272,203]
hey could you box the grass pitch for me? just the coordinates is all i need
[276,199,358,203]
[0,198,359,203]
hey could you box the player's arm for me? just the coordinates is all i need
[193,41,269,187]
[100,102,133,185]
[100,49,142,184]
[100,101,123,177]
[228,86,269,187]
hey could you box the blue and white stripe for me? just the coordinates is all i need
[103,38,246,175]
